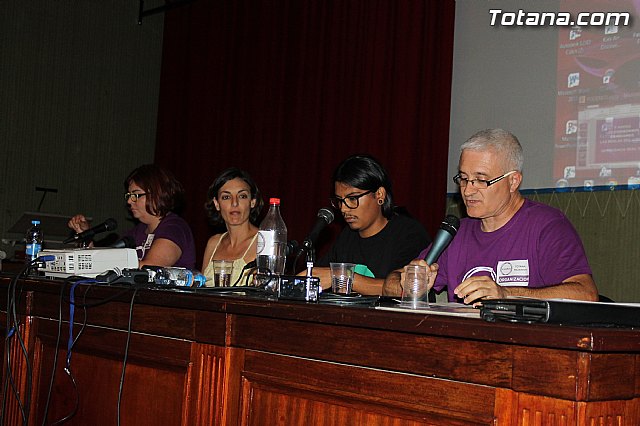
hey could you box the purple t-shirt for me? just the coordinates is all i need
[125,212,196,269]
[419,199,592,302]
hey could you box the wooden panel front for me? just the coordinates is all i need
[231,315,513,388]
[181,345,275,426]
[27,285,228,345]
[512,347,637,401]
[28,318,228,426]
[239,350,497,425]
[31,318,191,425]
[1,278,640,425]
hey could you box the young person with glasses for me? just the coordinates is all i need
[67,164,196,269]
[384,129,598,304]
[313,154,431,295]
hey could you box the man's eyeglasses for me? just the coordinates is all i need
[330,190,373,210]
[124,192,148,202]
[453,170,517,189]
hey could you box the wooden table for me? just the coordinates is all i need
[0,275,638,425]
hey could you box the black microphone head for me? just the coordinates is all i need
[63,234,78,244]
[441,215,460,236]
[423,215,459,265]
[104,218,118,231]
[317,207,334,224]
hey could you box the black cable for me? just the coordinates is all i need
[11,273,33,425]
[62,287,134,309]
[292,250,304,275]
[254,267,277,291]
[243,267,258,286]
[2,261,37,426]
[41,278,126,426]
[69,285,91,355]
[1,272,19,424]
[40,280,68,426]
[1,265,134,426]
[231,260,257,287]
[5,365,26,425]
[48,279,93,426]
[232,266,245,286]
[117,288,138,426]
[49,367,78,426]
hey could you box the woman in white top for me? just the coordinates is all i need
[202,168,264,286]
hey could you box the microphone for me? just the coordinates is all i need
[302,208,335,250]
[64,218,118,244]
[110,235,136,248]
[423,215,460,265]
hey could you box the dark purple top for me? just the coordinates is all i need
[419,199,592,302]
[124,212,196,269]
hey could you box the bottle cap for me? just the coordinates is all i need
[32,220,41,225]
[269,198,280,205]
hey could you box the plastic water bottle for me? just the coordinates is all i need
[25,220,43,264]
[256,198,288,277]
[149,267,206,287]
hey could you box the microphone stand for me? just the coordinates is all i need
[305,248,315,277]
[69,234,92,248]
[291,239,314,275]
[35,186,58,212]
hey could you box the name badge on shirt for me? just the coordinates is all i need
[496,260,529,287]
[137,233,155,260]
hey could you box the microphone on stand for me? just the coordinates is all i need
[291,207,335,273]
[63,218,118,244]
[302,208,335,251]
[423,215,460,265]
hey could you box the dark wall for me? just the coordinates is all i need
[0,1,165,257]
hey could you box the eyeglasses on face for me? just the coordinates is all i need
[124,192,148,202]
[330,190,374,210]
[452,170,517,189]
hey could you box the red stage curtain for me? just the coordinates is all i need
[156,0,455,268]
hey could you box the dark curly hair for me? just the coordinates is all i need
[124,164,185,217]
[205,167,263,225]
[332,154,394,219]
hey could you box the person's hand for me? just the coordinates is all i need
[454,275,507,306]
[68,214,90,234]
[297,266,333,290]
[382,270,402,296]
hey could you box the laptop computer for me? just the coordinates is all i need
[480,298,640,328]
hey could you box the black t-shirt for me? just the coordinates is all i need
[317,213,431,278]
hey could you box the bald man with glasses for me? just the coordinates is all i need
[384,129,598,304]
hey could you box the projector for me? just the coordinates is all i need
[39,248,139,279]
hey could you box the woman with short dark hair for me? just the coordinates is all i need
[68,164,196,269]
[201,167,264,286]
